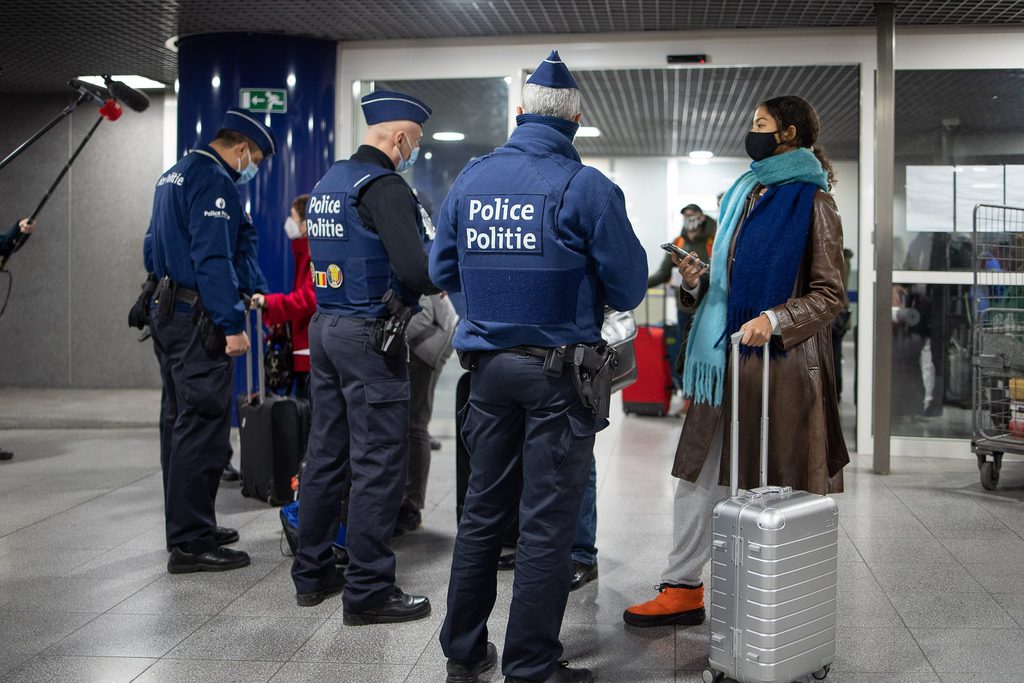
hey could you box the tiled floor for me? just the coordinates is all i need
[0,383,1022,682]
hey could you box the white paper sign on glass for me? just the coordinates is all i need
[906,165,955,233]
[957,166,1005,232]
[1006,166,1024,210]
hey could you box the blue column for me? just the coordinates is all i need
[177,33,336,420]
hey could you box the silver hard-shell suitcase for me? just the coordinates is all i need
[703,334,838,683]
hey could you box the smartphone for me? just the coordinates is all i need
[661,243,708,270]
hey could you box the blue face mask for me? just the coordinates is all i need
[396,135,419,174]
[235,147,259,185]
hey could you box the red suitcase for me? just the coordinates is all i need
[622,324,673,416]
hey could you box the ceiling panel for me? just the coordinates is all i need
[1,1,1023,93]
[573,65,861,159]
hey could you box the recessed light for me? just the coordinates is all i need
[432,132,465,142]
[287,73,296,88]
[576,127,601,138]
[424,151,433,160]
[78,75,166,90]
[688,150,714,159]
[211,75,221,89]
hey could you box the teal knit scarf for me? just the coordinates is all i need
[682,148,828,405]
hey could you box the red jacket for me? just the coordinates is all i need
[262,238,315,373]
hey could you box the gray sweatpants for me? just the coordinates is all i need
[661,422,726,586]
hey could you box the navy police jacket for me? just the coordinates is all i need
[429,118,648,351]
[306,159,429,318]
[143,146,248,335]
[235,220,268,296]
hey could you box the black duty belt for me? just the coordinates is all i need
[512,345,558,360]
[174,285,200,307]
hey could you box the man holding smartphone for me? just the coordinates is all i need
[649,205,717,392]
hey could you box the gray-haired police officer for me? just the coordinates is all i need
[432,51,648,683]
[291,90,439,622]
[144,108,276,574]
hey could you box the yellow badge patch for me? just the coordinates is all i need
[327,264,343,289]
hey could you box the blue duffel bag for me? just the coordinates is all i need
[279,500,347,557]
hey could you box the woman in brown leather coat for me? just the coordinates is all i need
[624,95,850,628]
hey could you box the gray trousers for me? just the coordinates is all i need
[661,421,726,586]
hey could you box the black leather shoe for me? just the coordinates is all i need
[506,661,594,682]
[393,506,422,537]
[221,462,241,482]
[342,588,431,625]
[167,546,250,574]
[497,552,515,571]
[296,571,345,607]
[569,561,598,592]
[214,526,239,546]
[446,641,497,683]
[0,449,12,461]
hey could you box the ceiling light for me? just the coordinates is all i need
[287,73,296,88]
[688,150,714,159]
[433,132,465,142]
[78,75,166,90]
[688,158,710,166]
[576,127,601,138]
[424,151,433,160]
[211,75,221,89]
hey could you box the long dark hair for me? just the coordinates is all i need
[760,95,836,190]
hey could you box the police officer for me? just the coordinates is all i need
[143,108,277,573]
[291,91,438,622]
[433,52,647,683]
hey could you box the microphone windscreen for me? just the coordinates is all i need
[106,79,150,113]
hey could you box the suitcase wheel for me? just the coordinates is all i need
[812,664,831,680]
[240,484,251,498]
[701,670,723,683]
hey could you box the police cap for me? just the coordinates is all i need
[361,91,432,126]
[221,107,278,157]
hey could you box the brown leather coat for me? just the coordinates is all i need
[673,187,850,495]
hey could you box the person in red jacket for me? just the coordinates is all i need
[252,194,316,398]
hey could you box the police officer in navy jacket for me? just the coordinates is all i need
[143,108,276,574]
[291,90,438,622]
[433,52,648,683]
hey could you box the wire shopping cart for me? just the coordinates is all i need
[971,204,1024,490]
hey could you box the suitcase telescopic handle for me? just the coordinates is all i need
[255,306,265,404]
[244,306,266,406]
[729,331,770,498]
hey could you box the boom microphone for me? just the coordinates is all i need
[103,75,150,112]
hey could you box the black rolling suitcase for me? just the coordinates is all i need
[238,307,310,506]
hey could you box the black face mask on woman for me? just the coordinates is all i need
[745,131,780,162]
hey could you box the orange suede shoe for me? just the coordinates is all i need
[623,583,705,627]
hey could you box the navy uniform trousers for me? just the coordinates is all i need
[440,350,600,682]
[150,309,234,553]
[292,312,409,609]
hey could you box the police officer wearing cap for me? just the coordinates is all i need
[433,52,647,683]
[291,90,438,622]
[143,107,276,574]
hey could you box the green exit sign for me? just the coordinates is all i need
[240,88,287,113]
